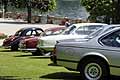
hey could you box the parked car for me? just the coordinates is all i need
[19,26,65,55]
[2,27,44,51]
[44,27,66,36]
[54,25,120,80]
[51,24,118,63]
[36,23,107,55]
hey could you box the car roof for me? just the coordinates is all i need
[107,24,120,27]
[19,27,44,32]
[21,27,43,30]
[96,25,120,37]
[45,26,65,31]
[72,23,107,27]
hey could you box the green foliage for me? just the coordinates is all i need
[9,0,56,12]
[80,0,114,20]
[0,33,7,39]
[9,0,25,8]
[31,0,56,12]
[81,0,113,15]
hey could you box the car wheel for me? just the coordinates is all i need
[80,57,109,80]
[31,48,43,56]
[11,45,18,51]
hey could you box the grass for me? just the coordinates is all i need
[0,48,80,80]
[0,48,119,80]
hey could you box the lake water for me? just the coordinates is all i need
[49,0,89,20]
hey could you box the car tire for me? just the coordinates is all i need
[79,57,110,80]
[31,48,43,56]
[11,45,18,51]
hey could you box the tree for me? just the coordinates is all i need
[113,0,120,24]
[9,0,56,23]
[2,0,9,13]
[80,0,116,24]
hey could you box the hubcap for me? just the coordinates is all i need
[84,63,102,80]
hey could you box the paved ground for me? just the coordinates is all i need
[0,18,64,46]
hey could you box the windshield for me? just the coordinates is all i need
[87,26,117,39]
[14,29,23,36]
[75,25,103,35]
[61,24,106,36]
[62,25,76,35]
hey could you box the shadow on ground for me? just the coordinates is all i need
[40,72,81,80]
[29,56,50,59]
[14,54,50,59]
[40,72,120,80]
[48,63,60,67]
[111,75,120,79]
[14,54,33,57]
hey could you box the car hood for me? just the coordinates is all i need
[40,34,87,41]
[3,35,18,46]
[3,36,17,43]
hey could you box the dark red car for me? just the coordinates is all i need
[19,26,65,55]
[2,27,44,51]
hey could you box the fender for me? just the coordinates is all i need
[81,52,110,65]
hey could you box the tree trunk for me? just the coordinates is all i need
[27,0,31,23]
[112,0,120,24]
[3,0,8,13]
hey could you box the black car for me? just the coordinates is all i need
[3,27,44,51]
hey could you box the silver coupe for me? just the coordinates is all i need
[55,25,120,79]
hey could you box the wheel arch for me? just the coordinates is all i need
[77,52,110,71]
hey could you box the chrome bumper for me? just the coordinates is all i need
[19,48,37,52]
[38,46,54,52]
[3,46,11,49]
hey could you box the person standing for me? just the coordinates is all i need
[65,18,71,27]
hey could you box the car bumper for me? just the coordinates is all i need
[19,48,37,52]
[3,45,11,49]
[38,46,54,52]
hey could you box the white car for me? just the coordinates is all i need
[36,23,107,55]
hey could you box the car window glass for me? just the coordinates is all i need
[75,25,102,35]
[45,31,52,35]
[88,28,103,38]
[15,29,23,36]
[88,26,116,38]
[63,25,76,34]
[32,31,36,36]
[36,30,43,36]
[26,30,32,36]
[101,30,120,47]
[102,26,116,33]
